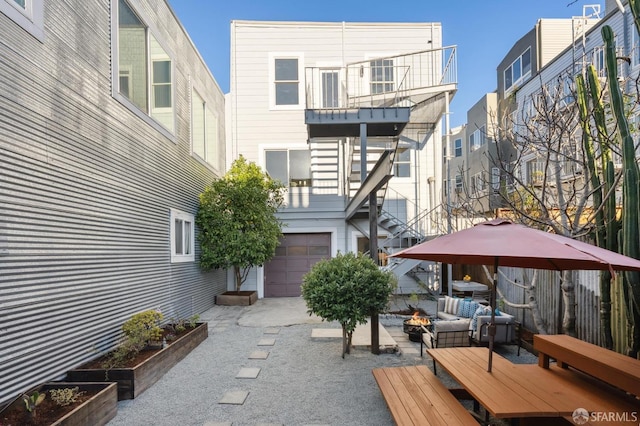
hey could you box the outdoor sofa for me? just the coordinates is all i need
[434,296,517,344]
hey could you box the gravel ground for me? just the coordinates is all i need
[107,296,537,426]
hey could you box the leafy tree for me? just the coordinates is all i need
[196,156,285,292]
[301,252,396,358]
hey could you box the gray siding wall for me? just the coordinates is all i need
[0,0,226,404]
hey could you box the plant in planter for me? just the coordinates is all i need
[196,156,285,305]
[0,382,117,426]
[67,311,207,400]
[100,309,164,372]
[301,252,396,358]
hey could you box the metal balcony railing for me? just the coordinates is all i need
[305,46,457,110]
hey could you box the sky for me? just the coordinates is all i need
[167,0,603,128]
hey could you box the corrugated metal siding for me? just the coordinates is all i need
[0,0,226,405]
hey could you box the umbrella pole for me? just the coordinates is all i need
[488,257,498,372]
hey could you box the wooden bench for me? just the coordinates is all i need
[534,334,640,398]
[372,365,477,426]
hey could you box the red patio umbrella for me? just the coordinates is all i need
[390,218,640,371]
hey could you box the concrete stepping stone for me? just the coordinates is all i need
[257,338,276,346]
[219,390,249,405]
[203,422,232,426]
[249,350,269,359]
[311,328,342,338]
[236,367,261,379]
[264,327,280,334]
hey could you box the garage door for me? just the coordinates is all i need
[264,233,331,297]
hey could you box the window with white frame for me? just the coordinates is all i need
[321,69,339,108]
[593,46,605,77]
[370,59,395,94]
[504,47,531,92]
[171,209,194,263]
[454,138,462,157]
[1,0,44,40]
[394,148,411,177]
[471,172,485,196]
[526,159,545,185]
[469,126,486,152]
[115,0,174,134]
[191,88,219,171]
[561,76,574,107]
[491,167,500,193]
[265,149,311,187]
[633,25,640,68]
[455,174,463,193]
[274,58,300,106]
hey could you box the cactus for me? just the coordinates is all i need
[602,24,640,357]
[576,72,615,348]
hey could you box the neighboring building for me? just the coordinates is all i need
[229,20,457,296]
[0,0,226,404]
[447,13,601,225]
[446,93,499,227]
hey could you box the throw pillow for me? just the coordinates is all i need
[458,300,480,318]
[470,305,492,332]
[444,296,461,315]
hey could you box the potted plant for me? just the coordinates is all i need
[67,310,207,400]
[196,156,285,305]
[0,382,117,426]
[301,252,396,358]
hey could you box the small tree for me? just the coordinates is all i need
[196,156,285,292]
[301,252,396,358]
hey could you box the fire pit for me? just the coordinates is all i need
[403,312,430,342]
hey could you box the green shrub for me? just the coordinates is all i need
[301,252,396,357]
[102,309,163,370]
[49,387,86,407]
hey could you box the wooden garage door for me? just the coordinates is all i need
[264,233,331,297]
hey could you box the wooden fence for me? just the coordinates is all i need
[497,268,630,352]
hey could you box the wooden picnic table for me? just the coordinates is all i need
[427,346,640,425]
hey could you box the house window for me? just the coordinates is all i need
[593,46,605,77]
[191,88,219,171]
[491,167,500,193]
[1,0,44,41]
[370,59,394,94]
[633,26,640,68]
[504,48,531,92]
[471,172,485,196]
[394,148,411,177]
[455,174,463,193]
[275,58,299,105]
[321,70,339,108]
[171,209,194,263]
[454,138,462,157]
[265,149,311,187]
[469,127,486,152]
[115,0,174,133]
[526,159,545,185]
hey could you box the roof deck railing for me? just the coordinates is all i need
[305,45,457,110]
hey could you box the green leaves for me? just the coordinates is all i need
[301,252,396,334]
[196,156,285,290]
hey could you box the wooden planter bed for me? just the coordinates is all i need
[66,322,207,400]
[0,382,117,426]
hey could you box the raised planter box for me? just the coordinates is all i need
[0,382,117,426]
[67,322,207,400]
[216,291,258,306]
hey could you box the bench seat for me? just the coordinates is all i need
[372,365,477,426]
[534,334,640,398]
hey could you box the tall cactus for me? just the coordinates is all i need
[576,72,614,348]
[602,25,640,357]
